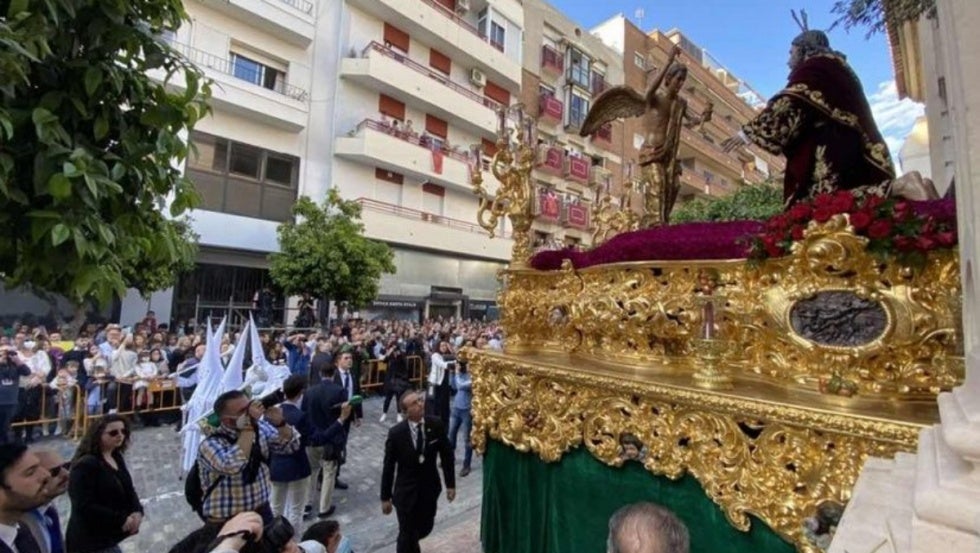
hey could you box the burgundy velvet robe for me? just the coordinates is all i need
[743,53,895,205]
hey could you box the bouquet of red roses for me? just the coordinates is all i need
[749,190,957,264]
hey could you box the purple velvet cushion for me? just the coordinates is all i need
[530,221,764,270]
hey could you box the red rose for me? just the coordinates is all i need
[862,195,885,211]
[867,219,892,239]
[936,231,957,247]
[788,203,812,221]
[791,225,805,240]
[761,235,784,257]
[916,236,936,251]
[849,211,872,231]
[831,191,855,212]
[766,214,790,232]
[813,207,834,223]
[894,236,916,252]
[813,193,835,209]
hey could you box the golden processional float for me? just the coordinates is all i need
[465,82,962,551]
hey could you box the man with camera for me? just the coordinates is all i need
[197,390,300,524]
[0,348,31,444]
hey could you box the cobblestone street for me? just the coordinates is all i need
[43,397,482,553]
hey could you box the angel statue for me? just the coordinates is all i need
[580,46,711,226]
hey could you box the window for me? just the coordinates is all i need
[539,84,555,98]
[186,131,299,222]
[489,21,505,52]
[429,48,451,76]
[568,48,591,89]
[568,91,589,128]
[375,168,404,184]
[230,53,283,92]
[422,183,444,215]
[633,52,645,69]
[383,23,410,54]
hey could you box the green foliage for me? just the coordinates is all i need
[830,0,937,37]
[0,0,211,306]
[672,182,784,223]
[268,190,396,309]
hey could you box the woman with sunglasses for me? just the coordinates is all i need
[66,414,144,553]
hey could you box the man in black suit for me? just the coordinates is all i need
[302,365,349,519]
[331,348,361,490]
[0,444,49,553]
[380,390,455,553]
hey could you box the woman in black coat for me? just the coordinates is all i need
[67,414,143,553]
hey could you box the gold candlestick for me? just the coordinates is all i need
[472,105,536,268]
[692,292,732,390]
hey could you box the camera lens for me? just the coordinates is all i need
[260,516,294,553]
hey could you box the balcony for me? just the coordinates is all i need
[345,0,522,88]
[539,95,563,124]
[535,189,563,223]
[537,145,565,176]
[192,0,314,47]
[562,202,591,230]
[341,42,501,137]
[565,156,590,184]
[589,166,612,189]
[336,119,500,195]
[592,123,613,144]
[355,197,512,261]
[155,41,308,131]
[541,45,564,77]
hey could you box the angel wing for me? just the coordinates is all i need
[580,86,648,137]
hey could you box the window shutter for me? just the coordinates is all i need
[422,183,445,196]
[484,80,510,106]
[378,94,406,121]
[429,49,451,75]
[375,168,404,184]
[383,23,410,53]
[425,115,448,139]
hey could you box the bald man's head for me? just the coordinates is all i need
[607,503,689,553]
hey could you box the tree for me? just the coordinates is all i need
[672,181,783,223]
[0,0,211,333]
[268,190,396,319]
[829,0,936,37]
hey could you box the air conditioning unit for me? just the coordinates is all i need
[456,0,471,14]
[469,67,486,87]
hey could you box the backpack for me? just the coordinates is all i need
[184,433,233,520]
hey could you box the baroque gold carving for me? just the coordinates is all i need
[497,217,963,398]
[469,353,923,553]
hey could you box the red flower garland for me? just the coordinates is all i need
[749,191,957,264]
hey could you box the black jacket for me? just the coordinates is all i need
[302,381,349,452]
[332,370,363,422]
[66,452,142,553]
[380,416,455,511]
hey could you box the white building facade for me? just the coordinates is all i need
[123,0,523,326]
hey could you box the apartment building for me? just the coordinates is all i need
[520,0,627,249]
[591,15,784,204]
[119,0,318,326]
[328,0,523,321]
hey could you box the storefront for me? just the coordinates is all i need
[361,296,425,322]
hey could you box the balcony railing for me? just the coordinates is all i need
[537,146,565,175]
[350,118,470,163]
[274,0,313,15]
[593,122,612,143]
[541,45,563,75]
[360,42,502,111]
[562,202,591,229]
[356,197,511,238]
[167,40,308,101]
[419,0,498,50]
[565,156,590,184]
[539,94,563,123]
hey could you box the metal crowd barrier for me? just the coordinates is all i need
[10,383,84,440]
[358,355,426,392]
[79,378,183,435]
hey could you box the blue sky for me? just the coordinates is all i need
[549,0,924,165]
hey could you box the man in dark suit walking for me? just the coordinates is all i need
[380,390,455,553]
[303,365,349,518]
[331,348,361,490]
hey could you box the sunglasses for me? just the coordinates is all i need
[49,462,72,477]
[105,428,128,437]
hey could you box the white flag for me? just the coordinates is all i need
[220,320,248,393]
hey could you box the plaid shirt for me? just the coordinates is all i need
[198,420,300,520]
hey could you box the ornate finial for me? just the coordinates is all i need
[792,9,809,32]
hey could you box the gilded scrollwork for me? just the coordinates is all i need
[497,217,963,398]
[469,353,922,553]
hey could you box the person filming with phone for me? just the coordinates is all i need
[197,391,301,524]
